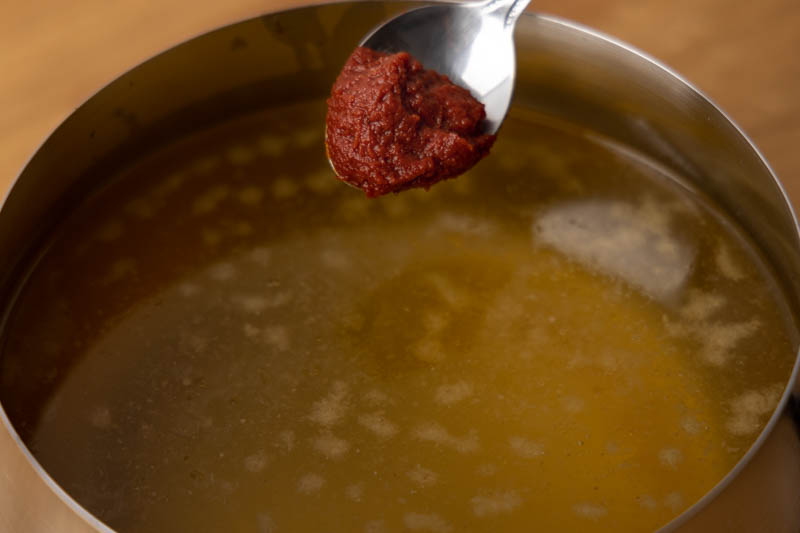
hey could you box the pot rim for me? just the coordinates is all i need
[1,3,798,532]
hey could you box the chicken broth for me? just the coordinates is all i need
[0,100,795,532]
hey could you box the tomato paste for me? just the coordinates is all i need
[326,47,496,197]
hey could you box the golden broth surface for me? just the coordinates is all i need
[1,101,795,532]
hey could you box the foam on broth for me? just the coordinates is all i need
[0,101,795,532]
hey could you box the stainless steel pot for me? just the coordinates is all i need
[1,2,798,531]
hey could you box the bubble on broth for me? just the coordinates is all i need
[256,134,287,158]
[534,199,693,300]
[413,422,479,454]
[637,495,658,510]
[125,197,157,219]
[94,220,124,242]
[364,519,386,533]
[238,186,264,206]
[726,384,784,435]
[227,145,256,166]
[305,169,338,195]
[681,416,705,435]
[431,212,496,237]
[153,171,186,197]
[233,291,292,314]
[321,249,351,270]
[476,464,497,477]
[434,382,473,406]
[362,389,391,407]
[573,503,609,520]
[700,321,760,366]
[293,127,321,148]
[658,448,683,469]
[192,185,230,215]
[406,465,438,487]
[679,290,725,321]
[471,491,522,517]
[208,262,237,282]
[424,312,449,335]
[248,246,272,266]
[358,411,398,439]
[262,325,290,352]
[202,228,222,246]
[413,338,446,364]
[345,483,364,502]
[89,406,112,429]
[665,317,760,366]
[715,243,745,281]
[271,176,299,199]
[560,395,585,413]
[276,430,295,453]
[297,473,325,494]
[426,274,467,309]
[403,512,453,532]
[313,431,350,459]
[228,220,254,237]
[236,295,269,313]
[178,282,199,297]
[101,258,136,284]
[244,452,269,473]
[257,513,276,533]
[663,492,684,512]
[242,323,259,339]
[509,436,545,459]
[191,155,222,175]
[309,381,349,427]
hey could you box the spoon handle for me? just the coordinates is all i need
[480,0,533,29]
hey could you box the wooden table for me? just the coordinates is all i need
[2,0,798,202]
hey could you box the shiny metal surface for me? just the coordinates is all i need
[361,0,530,134]
[0,2,798,532]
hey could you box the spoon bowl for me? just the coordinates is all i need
[361,0,531,134]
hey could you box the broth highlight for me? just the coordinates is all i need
[0,101,795,532]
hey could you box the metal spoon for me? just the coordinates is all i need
[360,0,532,134]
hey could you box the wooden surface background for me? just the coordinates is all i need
[2,0,799,203]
